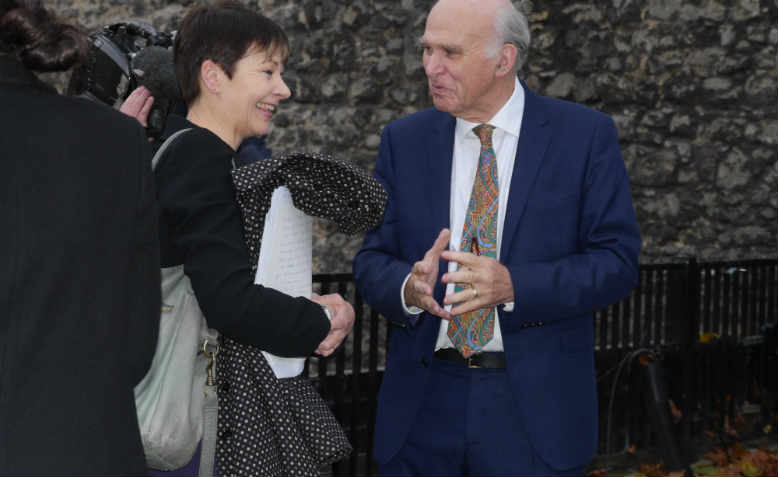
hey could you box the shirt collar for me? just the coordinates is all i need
[455,77,524,140]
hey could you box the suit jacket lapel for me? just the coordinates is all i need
[425,113,456,237]
[500,86,551,260]
[423,112,455,303]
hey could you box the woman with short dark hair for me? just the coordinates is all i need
[151,1,354,475]
[0,0,160,474]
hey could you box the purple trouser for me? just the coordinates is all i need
[148,442,210,477]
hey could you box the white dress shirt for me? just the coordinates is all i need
[401,78,525,352]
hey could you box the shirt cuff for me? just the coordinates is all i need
[400,273,424,316]
[502,301,514,312]
[319,304,333,321]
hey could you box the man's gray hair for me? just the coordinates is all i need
[491,0,531,72]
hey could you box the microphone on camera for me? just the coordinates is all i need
[130,45,183,137]
[130,45,181,102]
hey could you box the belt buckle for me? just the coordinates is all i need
[466,356,481,368]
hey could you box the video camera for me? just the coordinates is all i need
[67,20,182,139]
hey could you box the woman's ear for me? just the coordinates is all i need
[200,59,225,94]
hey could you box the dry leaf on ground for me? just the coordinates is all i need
[639,461,667,477]
[705,448,729,467]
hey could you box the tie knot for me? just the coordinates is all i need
[473,124,495,148]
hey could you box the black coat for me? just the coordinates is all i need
[0,56,160,475]
[155,115,330,356]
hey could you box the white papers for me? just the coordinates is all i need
[254,186,313,378]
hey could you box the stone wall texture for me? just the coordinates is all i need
[47,0,777,272]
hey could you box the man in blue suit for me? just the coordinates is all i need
[353,0,641,475]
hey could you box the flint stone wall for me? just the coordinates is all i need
[48,0,777,272]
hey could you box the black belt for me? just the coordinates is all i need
[433,348,506,369]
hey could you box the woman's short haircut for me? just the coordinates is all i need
[174,0,290,106]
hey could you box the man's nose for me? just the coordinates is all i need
[424,51,444,77]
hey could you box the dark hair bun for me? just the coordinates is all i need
[0,2,87,72]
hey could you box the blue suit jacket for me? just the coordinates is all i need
[353,85,641,470]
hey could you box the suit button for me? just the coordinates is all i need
[537,321,544,326]
[421,357,429,368]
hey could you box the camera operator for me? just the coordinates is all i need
[67,20,182,140]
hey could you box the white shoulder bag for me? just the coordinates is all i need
[134,128,220,475]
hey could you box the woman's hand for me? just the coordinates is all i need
[311,293,355,357]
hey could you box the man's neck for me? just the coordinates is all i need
[459,76,516,124]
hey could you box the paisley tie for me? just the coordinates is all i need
[447,124,498,358]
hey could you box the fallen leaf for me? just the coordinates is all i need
[699,332,719,343]
[753,448,778,477]
[706,448,729,467]
[763,459,777,477]
[640,461,667,477]
[716,462,743,477]
[741,458,761,477]
[586,468,607,477]
[691,462,718,476]
[730,442,750,460]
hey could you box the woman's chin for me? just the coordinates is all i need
[247,121,271,138]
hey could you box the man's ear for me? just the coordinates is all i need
[200,59,225,94]
[496,43,518,77]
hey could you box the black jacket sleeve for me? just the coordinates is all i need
[126,121,161,385]
[156,125,330,357]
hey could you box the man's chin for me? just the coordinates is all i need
[431,96,454,113]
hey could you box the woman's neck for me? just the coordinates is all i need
[186,101,240,151]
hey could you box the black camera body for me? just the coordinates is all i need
[68,20,180,139]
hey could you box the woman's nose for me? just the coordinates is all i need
[277,76,292,100]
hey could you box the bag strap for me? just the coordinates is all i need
[151,128,193,171]
[199,341,219,476]
[199,387,218,476]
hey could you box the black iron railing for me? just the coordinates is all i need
[306,258,778,476]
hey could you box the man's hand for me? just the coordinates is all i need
[440,250,514,316]
[404,228,452,320]
[311,293,355,357]
[119,86,154,127]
